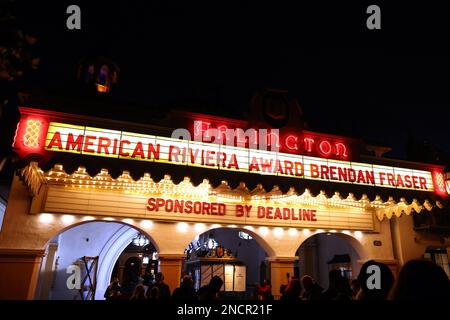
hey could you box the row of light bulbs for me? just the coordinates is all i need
[38,213,363,241]
[43,164,395,209]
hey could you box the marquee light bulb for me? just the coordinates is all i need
[303,229,311,236]
[194,223,206,233]
[140,220,153,229]
[354,231,363,239]
[39,213,53,224]
[259,227,269,236]
[177,222,189,233]
[61,215,75,224]
[273,227,284,237]
[288,228,298,236]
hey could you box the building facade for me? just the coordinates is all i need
[0,98,449,300]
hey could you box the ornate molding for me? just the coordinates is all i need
[20,162,444,220]
[20,161,45,197]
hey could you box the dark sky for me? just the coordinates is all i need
[11,1,450,161]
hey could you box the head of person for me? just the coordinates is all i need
[335,275,352,296]
[328,269,343,288]
[149,286,160,299]
[389,259,450,300]
[301,275,315,291]
[132,284,145,297]
[155,272,164,283]
[209,276,224,293]
[357,260,394,300]
[286,278,302,296]
[182,275,194,288]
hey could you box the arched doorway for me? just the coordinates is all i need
[34,220,158,300]
[296,231,366,290]
[183,227,272,299]
[110,236,158,299]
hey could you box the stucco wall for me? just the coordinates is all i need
[48,222,127,299]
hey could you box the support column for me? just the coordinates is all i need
[158,253,185,294]
[36,243,58,300]
[0,248,45,299]
[267,256,298,300]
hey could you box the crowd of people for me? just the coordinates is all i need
[104,272,224,301]
[104,259,450,301]
[278,259,450,301]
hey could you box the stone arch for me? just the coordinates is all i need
[298,231,368,261]
[43,219,160,252]
[39,219,160,300]
[295,231,369,288]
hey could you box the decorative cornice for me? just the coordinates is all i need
[20,162,45,197]
[19,162,445,221]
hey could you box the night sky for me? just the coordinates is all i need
[9,1,450,162]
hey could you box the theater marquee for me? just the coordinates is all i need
[12,113,448,195]
[41,185,375,230]
[37,122,437,192]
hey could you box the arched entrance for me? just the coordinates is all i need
[34,220,158,300]
[183,226,273,299]
[296,231,367,290]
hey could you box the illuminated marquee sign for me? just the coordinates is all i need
[146,197,319,222]
[32,121,439,193]
[42,186,375,230]
[143,196,376,230]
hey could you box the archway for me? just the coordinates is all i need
[296,231,367,290]
[183,226,273,299]
[34,220,159,300]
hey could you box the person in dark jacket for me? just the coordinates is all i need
[320,269,342,300]
[357,260,394,300]
[280,278,302,301]
[104,277,122,300]
[172,275,198,301]
[389,259,450,300]
[130,284,146,300]
[301,275,323,300]
[197,276,224,301]
[146,272,171,301]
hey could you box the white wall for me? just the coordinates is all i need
[206,229,267,286]
[48,222,131,300]
[299,233,361,289]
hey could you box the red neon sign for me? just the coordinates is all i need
[432,171,448,197]
[193,120,351,160]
